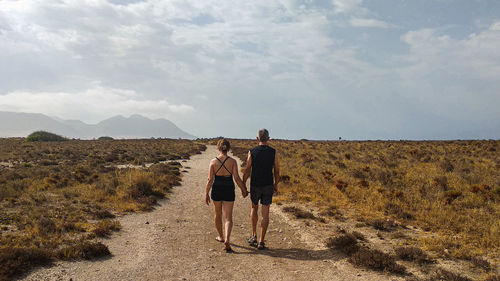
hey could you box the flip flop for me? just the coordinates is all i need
[257,242,266,250]
[215,236,225,243]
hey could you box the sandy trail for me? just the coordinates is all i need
[21,145,400,281]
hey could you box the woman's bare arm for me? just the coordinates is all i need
[205,161,215,205]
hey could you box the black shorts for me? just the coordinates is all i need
[250,185,274,205]
[211,176,235,202]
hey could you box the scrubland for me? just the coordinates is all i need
[225,139,499,279]
[0,138,205,280]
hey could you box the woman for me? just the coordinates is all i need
[205,138,248,252]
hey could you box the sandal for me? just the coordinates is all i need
[247,235,257,245]
[224,242,234,253]
[215,236,225,243]
[257,242,266,250]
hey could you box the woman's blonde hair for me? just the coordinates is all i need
[217,138,230,153]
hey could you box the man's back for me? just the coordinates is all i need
[250,145,275,187]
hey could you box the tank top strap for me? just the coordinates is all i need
[214,157,232,175]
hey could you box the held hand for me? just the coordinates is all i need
[205,193,210,205]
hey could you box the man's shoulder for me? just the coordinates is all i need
[250,145,275,153]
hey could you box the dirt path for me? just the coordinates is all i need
[21,145,401,281]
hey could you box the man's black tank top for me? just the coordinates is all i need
[250,145,275,187]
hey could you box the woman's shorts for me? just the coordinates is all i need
[211,176,235,202]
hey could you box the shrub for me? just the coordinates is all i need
[92,219,121,237]
[349,248,406,274]
[56,241,110,260]
[485,275,500,281]
[431,268,473,281]
[0,247,53,280]
[35,217,58,235]
[26,131,68,142]
[126,171,154,199]
[394,246,432,264]
[470,256,491,271]
[325,233,359,255]
[351,231,366,241]
[335,179,348,191]
[282,206,316,219]
[93,209,116,219]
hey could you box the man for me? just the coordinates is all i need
[243,128,280,250]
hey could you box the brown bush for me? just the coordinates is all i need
[93,209,116,219]
[394,246,432,264]
[282,206,316,220]
[467,184,491,194]
[470,256,491,271]
[431,268,473,281]
[56,241,110,260]
[351,231,366,241]
[325,233,359,255]
[36,217,58,235]
[335,179,348,191]
[92,219,121,237]
[432,176,448,190]
[349,248,406,274]
[440,159,455,172]
[485,275,500,281]
[369,219,397,232]
[0,247,52,280]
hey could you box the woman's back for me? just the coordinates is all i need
[213,156,234,177]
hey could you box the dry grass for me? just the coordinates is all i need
[394,246,433,264]
[0,247,52,281]
[325,233,359,255]
[0,138,205,280]
[349,248,406,274]
[56,240,111,261]
[217,138,499,277]
[226,139,500,262]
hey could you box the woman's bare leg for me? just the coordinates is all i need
[222,201,234,247]
[213,201,224,241]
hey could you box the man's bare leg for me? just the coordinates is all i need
[213,201,224,241]
[222,201,234,247]
[250,203,259,237]
[259,204,270,243]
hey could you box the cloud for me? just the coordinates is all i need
[0,86,194,123]
[0,0,498,139]
[400,21,500,81]
[350,18,391,28]
[331,0,362,14]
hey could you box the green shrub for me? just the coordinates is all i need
[26,131,68,142]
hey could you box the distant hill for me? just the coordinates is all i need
[0,111,195,139]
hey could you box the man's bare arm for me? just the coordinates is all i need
[243,151,252,185]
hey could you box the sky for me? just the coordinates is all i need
[0,0,499,140]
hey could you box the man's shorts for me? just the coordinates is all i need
[250,185,274,206]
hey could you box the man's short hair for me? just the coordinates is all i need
[258,128,269,142]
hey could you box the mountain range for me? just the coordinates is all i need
[0,111,195,139]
